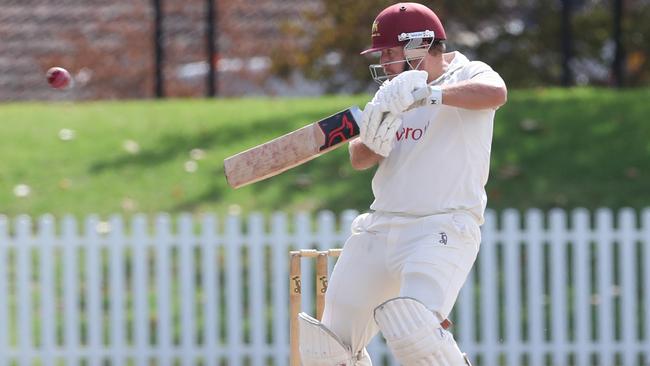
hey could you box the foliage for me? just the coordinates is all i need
[618,0,650,86]
[0,88,649,218]
[270,0,395,93]
[270,0,650,91]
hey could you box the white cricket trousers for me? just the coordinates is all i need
[321,211,481,362]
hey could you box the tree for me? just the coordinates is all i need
[270,0,395,93]
[619,0,650,87]
[271,0,649,91]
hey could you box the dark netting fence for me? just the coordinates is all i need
[0,0,647,101]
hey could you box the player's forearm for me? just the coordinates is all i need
[349,138,383,170]
[440,81,507,110]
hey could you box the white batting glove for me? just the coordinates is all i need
[371,113,402,157]
[359,102,402,157]
[374,70,428,115]
[370,78,392,104]
[360,101,382,145]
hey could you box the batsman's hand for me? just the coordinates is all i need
[359,102,403,157]
[373,70,428,115]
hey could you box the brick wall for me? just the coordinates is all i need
[0,0,320,101]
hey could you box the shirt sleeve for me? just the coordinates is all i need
[463,61,506,87]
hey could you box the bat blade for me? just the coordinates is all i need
[224,106,362,189]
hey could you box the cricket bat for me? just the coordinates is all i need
[224,87,432,189]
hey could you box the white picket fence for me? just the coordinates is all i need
[0,208,649,366]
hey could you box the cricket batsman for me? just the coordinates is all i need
[298,2,507,365]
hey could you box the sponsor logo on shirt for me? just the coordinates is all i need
[395,121,430,141]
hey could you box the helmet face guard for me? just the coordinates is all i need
[368,30,435,83]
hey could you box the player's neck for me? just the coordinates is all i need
[424,52,452,83]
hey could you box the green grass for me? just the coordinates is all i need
[0,88,649,218]
[489,87,650,211]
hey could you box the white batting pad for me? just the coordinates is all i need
[374,297,467,366]
[298,312,356,366]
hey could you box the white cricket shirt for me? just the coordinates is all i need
[370,51,504,224]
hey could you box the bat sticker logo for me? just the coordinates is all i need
[317,110,360,151]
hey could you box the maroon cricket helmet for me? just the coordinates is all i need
[361,2,446,55]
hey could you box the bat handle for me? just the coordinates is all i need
[412,86,432,102]
[405,86,433,111]
[359,86,433,121]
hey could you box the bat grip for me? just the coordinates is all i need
[412,86,432,102]
[404,86,433,111]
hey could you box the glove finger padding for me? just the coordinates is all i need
[382,114,403,141]
[373,89,392,114]
[397,78,416,109]
[387,88,410,116]
[359,102,371,141]
[369,113,401,157]
[380,70,428,115]
[375,113,401,142]
[372,79,392,104]
[377,114,402,157]
[397,69,428,88]
[360,102,382,144]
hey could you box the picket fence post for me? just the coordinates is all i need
[0,215,8,366]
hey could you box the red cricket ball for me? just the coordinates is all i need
[46,67,72,89]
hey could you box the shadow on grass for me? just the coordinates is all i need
[88,110,329,173]
[246,148,376,213]
[166,151,376,214]
[86,107,372,213]
[91,89,650,214]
